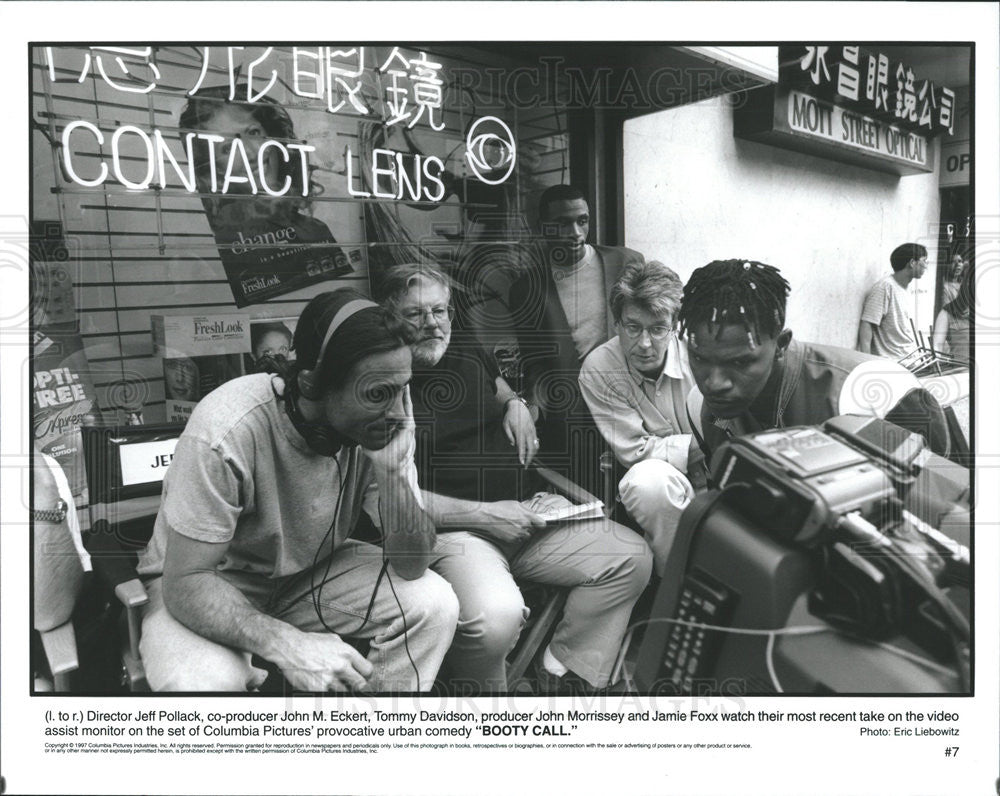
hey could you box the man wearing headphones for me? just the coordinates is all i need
[136,290,459,692]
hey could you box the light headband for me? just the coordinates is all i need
[313,298,379,375]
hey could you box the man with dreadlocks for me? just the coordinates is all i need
[679,259,949,466]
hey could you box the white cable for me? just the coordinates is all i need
[620,617,829,694]
[619,617,958,693]
[626,615,830,638]
[765,632,783,693]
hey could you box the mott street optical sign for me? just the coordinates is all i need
[734,46,956,176]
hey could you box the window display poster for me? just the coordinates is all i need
[31,256,100,501]
[182,90,355,306]
[31,324,100,500]
[245,317,297,372]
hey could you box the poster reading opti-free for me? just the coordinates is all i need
[32,325,99,500]
[30,256,100,500]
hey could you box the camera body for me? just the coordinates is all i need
[634,416,970,694]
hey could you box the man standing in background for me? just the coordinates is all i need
[508,184,645,481]
[857,242,928,358]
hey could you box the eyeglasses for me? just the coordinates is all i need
[618,321,674,341]
[397,305,454,327]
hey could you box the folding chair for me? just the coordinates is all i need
[32,451,86,692]
[81,423,183,691]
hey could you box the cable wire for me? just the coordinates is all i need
[620,616,963,695]
[385,563,420,693]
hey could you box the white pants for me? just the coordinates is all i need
[618,459,695,577]
[139,540,460,693]
[431,493,652,691]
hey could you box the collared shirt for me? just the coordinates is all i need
[579,332,695,471]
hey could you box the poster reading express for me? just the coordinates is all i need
[180,88,355,306]
[32,326,99,499]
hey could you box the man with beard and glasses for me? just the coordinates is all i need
[377,263,652,695]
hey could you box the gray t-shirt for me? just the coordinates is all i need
[553,244,609,359]
[860,274,916,359]
[138,373,380,579]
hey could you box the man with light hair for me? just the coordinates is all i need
[579,260,699,576]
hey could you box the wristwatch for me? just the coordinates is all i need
[505,395,539,415]
[505,395,530,412]
[31,499,68,523]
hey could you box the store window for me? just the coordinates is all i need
[32,44,572,497]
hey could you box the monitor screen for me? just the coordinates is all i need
[82,424,185,503]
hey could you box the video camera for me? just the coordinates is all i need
[634,415,970,694]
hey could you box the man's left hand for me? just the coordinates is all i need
[503,399,539,466]
[364,386,416,473]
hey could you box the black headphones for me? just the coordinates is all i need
[283,297,379,457]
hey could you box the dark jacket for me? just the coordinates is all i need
[507,243,644,482]
[508,244,645,416]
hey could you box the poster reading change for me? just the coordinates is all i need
[178,87,355,306]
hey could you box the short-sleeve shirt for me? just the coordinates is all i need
[860,274,917,359]
[138,373,379,579]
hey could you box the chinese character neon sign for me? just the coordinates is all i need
[50,46,518,199]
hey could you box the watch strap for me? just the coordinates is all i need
[31,499,68,523]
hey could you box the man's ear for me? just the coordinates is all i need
[775,328,793,354]
[297,369,321,401]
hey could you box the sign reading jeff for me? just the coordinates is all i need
[735,45,956,176]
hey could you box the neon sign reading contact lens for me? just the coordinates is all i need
[61,120,316,196]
